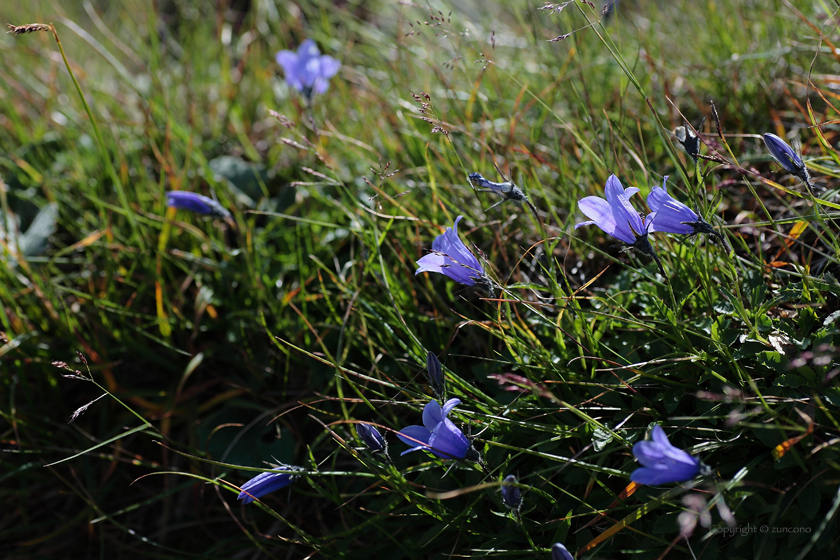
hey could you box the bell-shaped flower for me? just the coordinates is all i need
[237,467,302,504]
[397,398,479,461]
[763,133,806,176]
[501,474,522,509]
[551,543,574,560]
[576,175,651,244]
[630,425,702,485]
[763,132,812,190]
[276,39,341,99]
[415,215,491,290]
[426,351,445,400]
[575,175,664,275]
[356,423,386,453]
[166,191,230,219]
[647,176,723,244]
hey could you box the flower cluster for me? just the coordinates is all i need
[175,31,831,560]
[575,174,724,275]
[396,398,480,462]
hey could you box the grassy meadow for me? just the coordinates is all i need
[2,0,840,558]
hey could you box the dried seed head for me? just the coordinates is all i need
[7,23,51,35]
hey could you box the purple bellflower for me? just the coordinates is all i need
[763,133,813,191]
[166,191,231,219]
[237,466,302,504]
[501,474,522,510]
[551,543,574,560]
[426,351,445,401]
[575,175,665,277]
[415,215,492,293]
[356,423,387,454]
[630,425,705,485]
[276,39,341,99]
[397,398,480,462]
[647,176,724,245]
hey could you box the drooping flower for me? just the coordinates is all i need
[426,351,445,400]
[551,543,574,560]
[647,176,724,244]
[166,191,231,219]
[356,423,386,453]
[501,474,521,509]
[237,467,302,504]
[415,215,492,291]
[763,132,812,190]
[576,175,649,244]
[397,398,479,461]
[630,425,702,485]
[275,39,341,99]
[575,175,664,276]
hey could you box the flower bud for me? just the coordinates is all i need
[356,423,386,453]
[501,474,521,509]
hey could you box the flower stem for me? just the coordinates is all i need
[47,24,144,250]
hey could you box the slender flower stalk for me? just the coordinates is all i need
[276,39,341,100]
[647,176,725,245]
[166,191,231,219]
[630,425,706,485]
[575,175,665,277]
[415,215,493,293]
[237,466,303,504]
[763,132,813,192]
[397,398,480,462]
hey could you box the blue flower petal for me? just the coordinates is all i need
[237,470,296,504]
[763,133,804,174]
[422,400,444,430]
[604,175,645,237]
[275,39,340,97]
[551,543,574,560]
[397,425,432,455]
[630,426,702,485]
[416,216,486,287]
[166,191,230,219]
[428,417,470,459]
